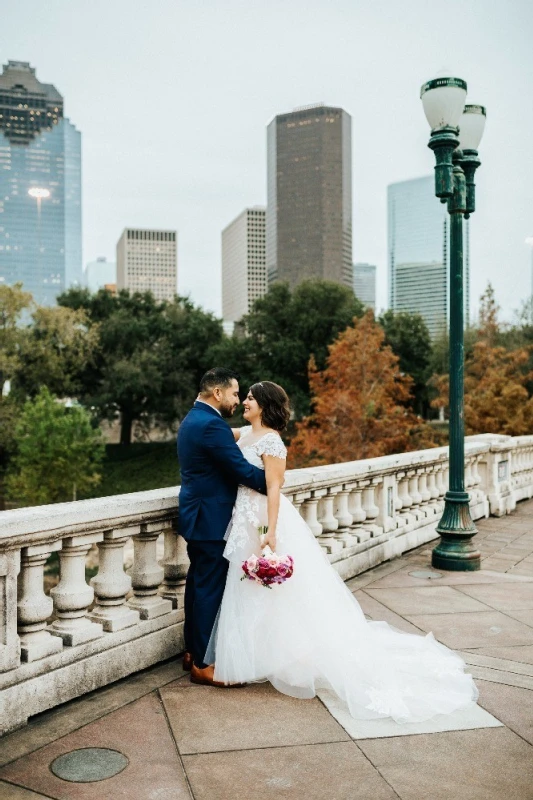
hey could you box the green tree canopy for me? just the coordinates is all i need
[6,387,105,506]
[58,288,223,444]
[208,280,365,417]
[378,310,432,415]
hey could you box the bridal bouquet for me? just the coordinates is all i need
[241,528,294,588]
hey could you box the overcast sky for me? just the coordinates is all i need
[2,0,532,321]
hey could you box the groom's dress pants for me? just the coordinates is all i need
[185,539,229,669]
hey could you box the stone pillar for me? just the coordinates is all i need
[318,489,343,554]
[50,534,105,646]
[18,542,63,661]
[0,549,21,673]
[128,524,172,620]
[348,484,371,542]
[300,494,323,538]
[159,527,189,610]
[362,481,381,536]
[89,529,140,632]
[334,487,357,548]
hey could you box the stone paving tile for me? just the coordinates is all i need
[500,608,533,628]
[405,610,533,649]
[454,582,533,611]
[353,591,425,634]
[0,782,51,799]
[365,586,491,615]
[477,679,533,746]
[358,728,533,800]
[160,679,349,755]
[0,694,190,800]
[464,643,533,664]
[367,567,533,589]
[0,659,184,768]
[182,742,400,800]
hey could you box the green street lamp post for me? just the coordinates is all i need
[420,76,487,571]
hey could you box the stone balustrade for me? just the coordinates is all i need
[1,433,533,734]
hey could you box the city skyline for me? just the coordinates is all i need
[1,1,531,321]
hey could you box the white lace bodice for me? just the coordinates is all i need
[238,426,287,467]
[224,428,287,560]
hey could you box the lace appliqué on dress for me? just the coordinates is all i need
[255,433,287,460]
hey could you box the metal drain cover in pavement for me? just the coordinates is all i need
[50,748,129,783]
[408,570,444,580]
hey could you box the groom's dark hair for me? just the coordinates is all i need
[199,367,240,397]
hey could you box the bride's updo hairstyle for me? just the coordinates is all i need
[249,381,290,432]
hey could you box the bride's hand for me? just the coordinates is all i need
[262,529,277,552]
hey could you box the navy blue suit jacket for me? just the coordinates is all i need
[177,401,267,542]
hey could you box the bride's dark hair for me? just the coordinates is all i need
[249,381,290,432]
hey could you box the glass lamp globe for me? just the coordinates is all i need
[420,76,467,131]
[458,105,486,151]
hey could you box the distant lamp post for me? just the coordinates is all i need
[526,237,533,324]
[421,76,487,571]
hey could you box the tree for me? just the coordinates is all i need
[431,341,533,436]
[58,288,223,444]
[14,304,99,400]
[6,387,105,506]
[290,312,437,468]
[378,310,432,415]
[0,283,32,386]
[208,281,365,418]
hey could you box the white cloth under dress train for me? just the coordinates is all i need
[206,427,478,723]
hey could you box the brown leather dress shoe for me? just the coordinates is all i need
[182,651,193,672]
[190,663,246,688]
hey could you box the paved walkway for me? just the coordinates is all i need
[1,503,533,799]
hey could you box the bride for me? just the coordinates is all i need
[206,380,478,723]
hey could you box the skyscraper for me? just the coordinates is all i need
[84,257,116,294]
[388,175,470,338]
[266,104,352,290]
[0,61,82,305]
[353,262,376,311]
[116,228,177,303]
[222,207,266,325]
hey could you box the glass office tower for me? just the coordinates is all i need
[0,61,82,305]
[388,175,470,338]
[266,104,353,290]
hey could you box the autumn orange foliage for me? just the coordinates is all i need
[432,341,533,436]
[289,312,437,468]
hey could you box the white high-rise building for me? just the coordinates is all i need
[222,207,266,325]
[388,176,470,338]
[353,262,376,310]
[84,257,116,293]
[116,228,177,303]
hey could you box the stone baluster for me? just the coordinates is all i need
[417,471,432,517]
[427,469,440,512]
[407,471,422,509]
[470,456,482,504]
[347,484,371,542]
[50,534,105,646]
[89,528,140,632]
[159,525,189,610]
[334,486,357,548]
[0,549,21,673]
[362,480,381,536]
[318,488,343,553]
[300,491,324,538]
[128,523,173,619]
[17,542,63,662]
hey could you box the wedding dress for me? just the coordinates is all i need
[206,427,478,723]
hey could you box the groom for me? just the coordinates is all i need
[177,367,267,686]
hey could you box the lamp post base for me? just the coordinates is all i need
[432,491,480,571]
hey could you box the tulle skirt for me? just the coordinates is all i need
[207,491,478,724]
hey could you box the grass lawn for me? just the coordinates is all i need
[86,441,180,499]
